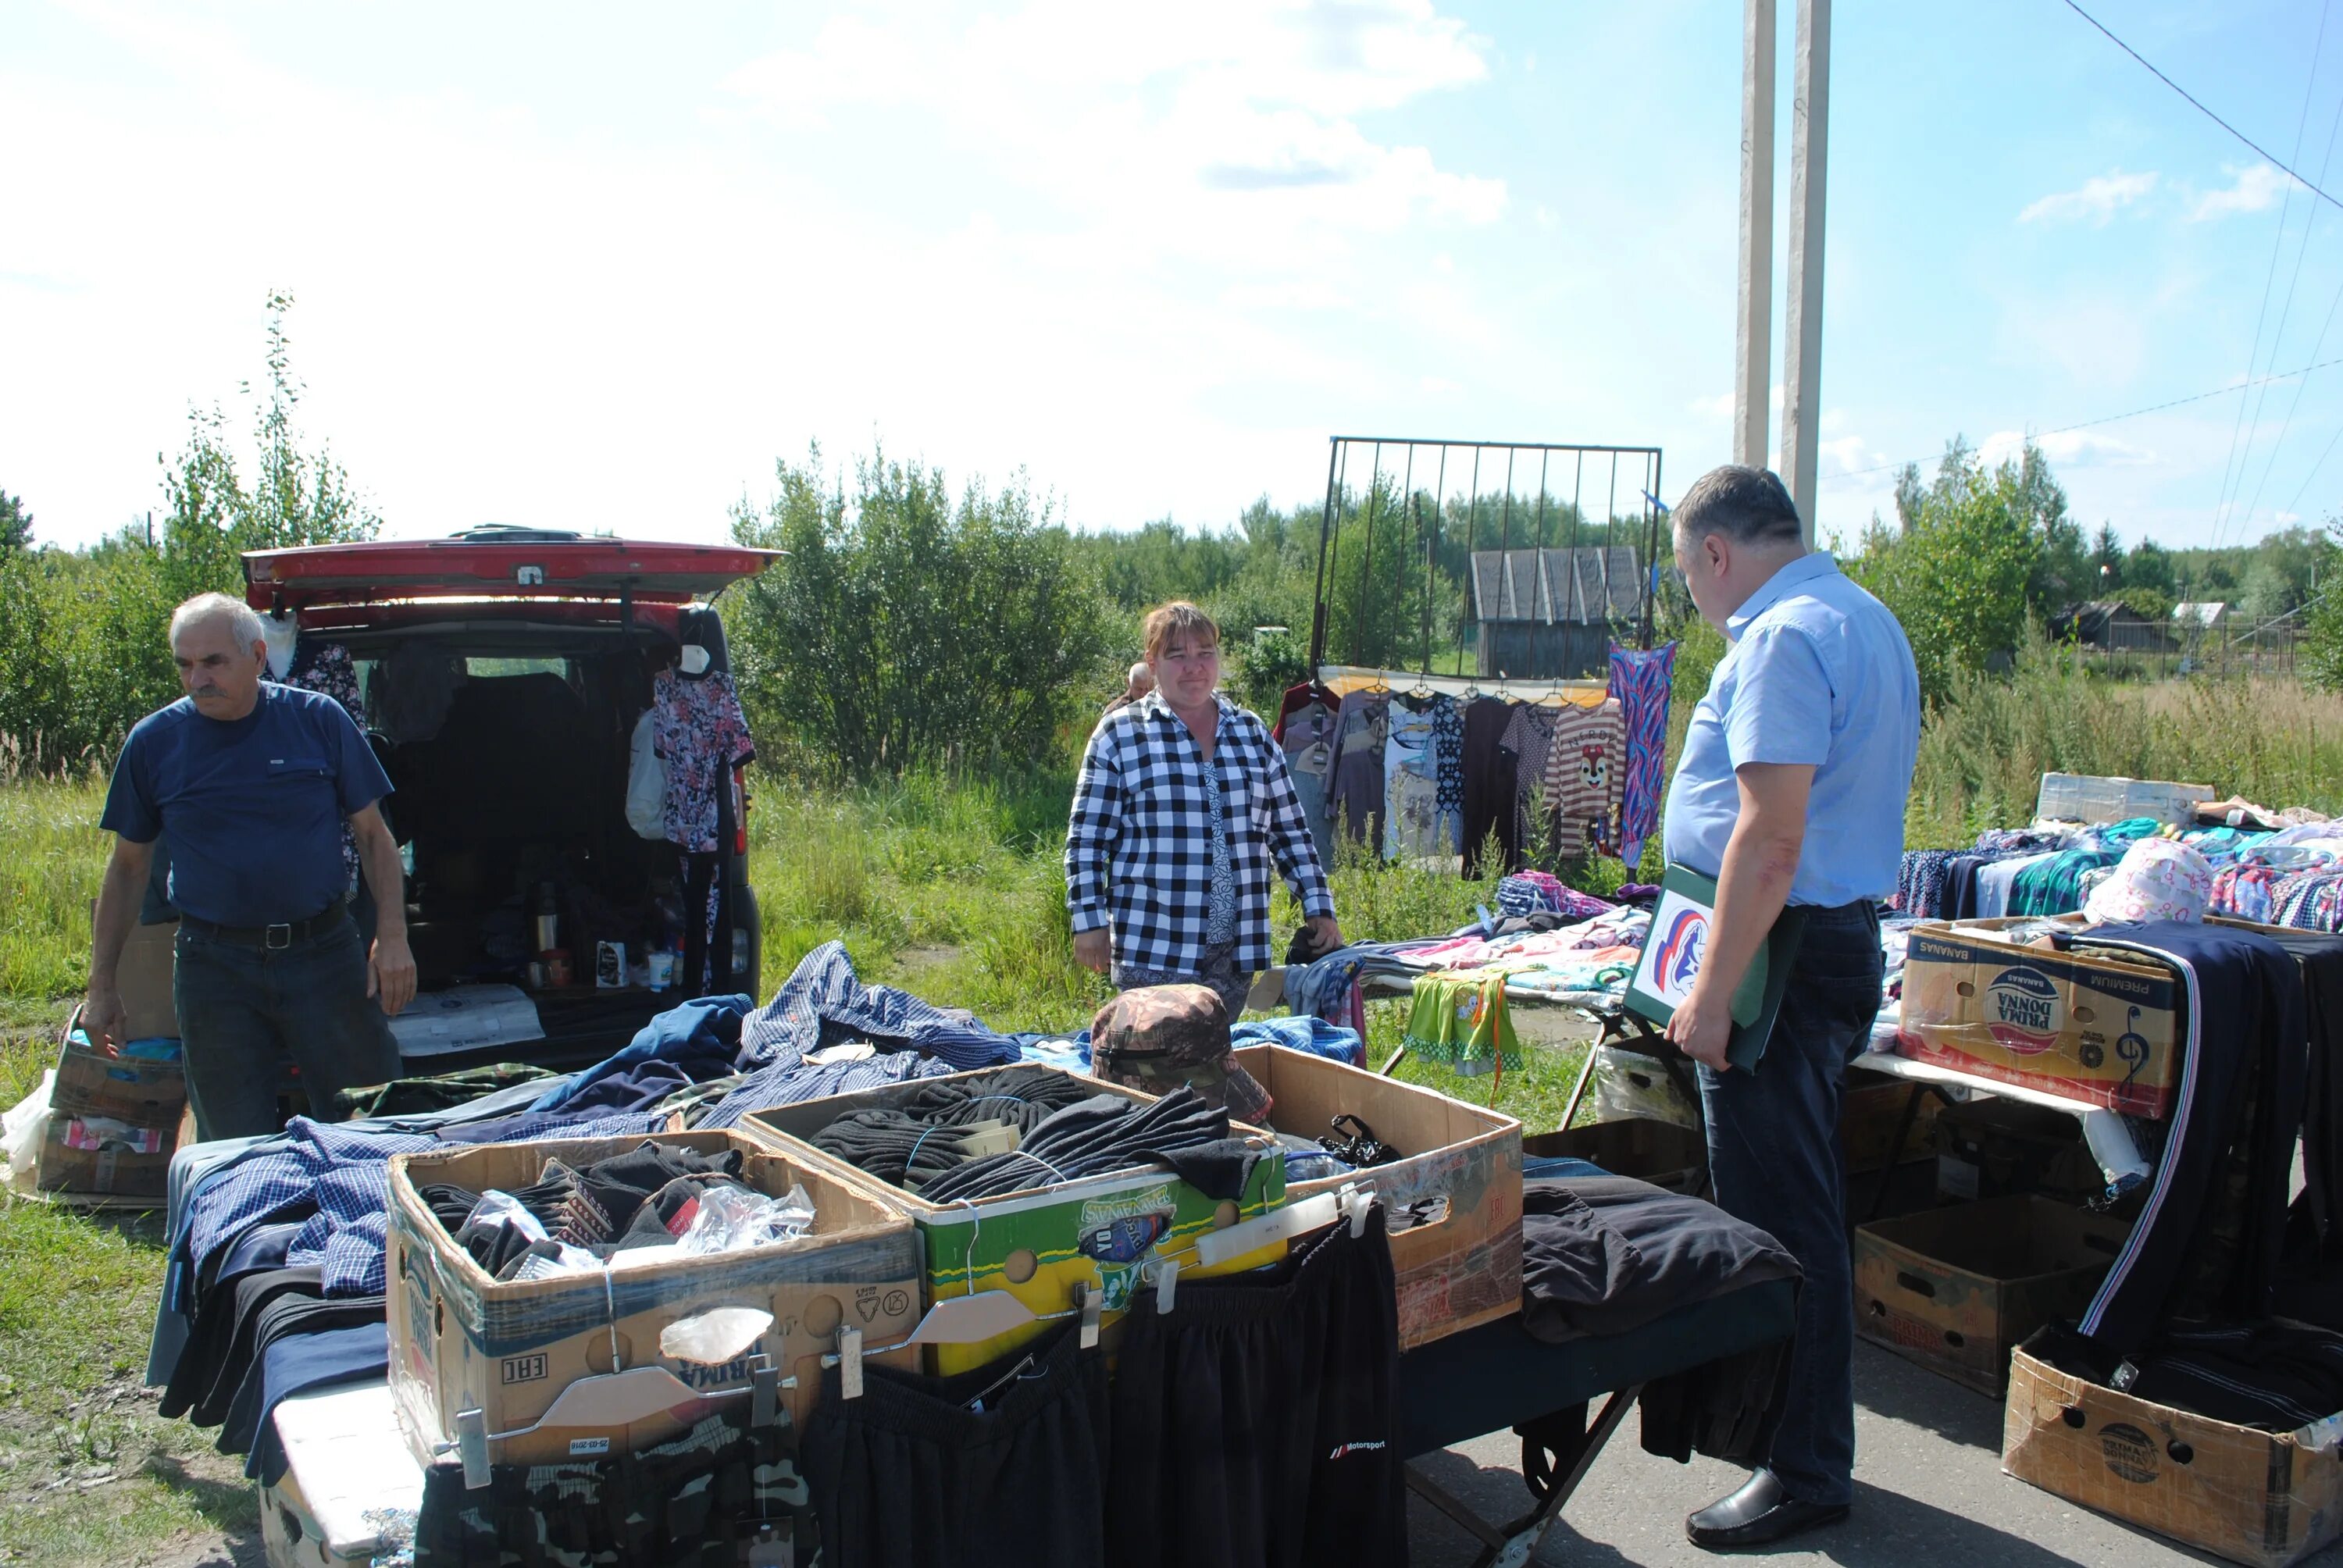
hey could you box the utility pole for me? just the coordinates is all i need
[1778,0,1831,547]
[1733,0,1776,472]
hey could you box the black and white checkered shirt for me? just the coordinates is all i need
[1066,691,1336,974]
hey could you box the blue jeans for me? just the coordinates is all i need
[1696,900,1883,1507]
[173,918,403,1141]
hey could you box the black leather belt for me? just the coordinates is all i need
[180,900,345,950]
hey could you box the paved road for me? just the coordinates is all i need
[1407,1338,2343,1567]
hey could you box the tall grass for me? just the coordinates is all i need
[1908,637,2343,846]
[0,778,107,1013]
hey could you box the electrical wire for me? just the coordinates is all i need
[2239,67,2343,537]
[2206,2,2327,552]
[1813,353,2343,486]
[2056,0,2343,217]
[2281,415,2343,522]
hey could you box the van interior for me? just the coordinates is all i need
[313,613,751,1072]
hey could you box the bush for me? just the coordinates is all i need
[729,446,1116,777]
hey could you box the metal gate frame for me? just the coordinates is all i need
[1304,437,1666,677]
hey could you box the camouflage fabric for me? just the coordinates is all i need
[1089,984,1271,1123]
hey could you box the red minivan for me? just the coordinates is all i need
[240,525,780,1069]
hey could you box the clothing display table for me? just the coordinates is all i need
[1396,1278,1799,1568]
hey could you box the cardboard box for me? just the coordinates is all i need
[34,1112,173,1199]
[2036,772,2215,827]
[1853,1195,2129,1396]
[1233,1044,1521,1349]
[1933,1097,2107,1206]
[1524,1117,1706,1193]
[746,1067,1289,1376]
[47,1037,184,1127]
[386,1129,920,1467]
[387,984,546,1060]
[116,918,180,1042]
[1897,921,2181,1117]
[1841,1068,1939,1171]
[2003,1338,2343,1567]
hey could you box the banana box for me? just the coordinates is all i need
[1897,920,2181,1118]
[745,1067,1286,1374]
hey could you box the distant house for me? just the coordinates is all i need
[2173,601,2230,633]
[2052,600,2167,651]
[1470,547,1645,679]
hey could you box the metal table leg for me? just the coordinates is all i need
[1405,1384,1646,1568]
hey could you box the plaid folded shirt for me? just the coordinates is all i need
[1065,692,1334,975]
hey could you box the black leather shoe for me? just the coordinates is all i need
[1685,1470,1850,1550]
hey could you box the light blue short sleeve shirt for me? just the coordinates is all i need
[1660,552,1920,907]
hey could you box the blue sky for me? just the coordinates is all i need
[3,0,2340,557]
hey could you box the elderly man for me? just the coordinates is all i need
[1103,661,1154,715]
[84,592,415,1140]
[1660,468,1919,1549]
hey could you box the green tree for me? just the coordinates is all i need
[2092,523,2124,591]
[729,444,1114,775]
[2125,540,2174,601]
[1848,440,2048,703]
[0,489,30,556]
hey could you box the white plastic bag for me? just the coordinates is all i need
[461,1189,549,1243]
[1590,1046,1700,1129]
[626,711,667,840]
[507,1242,601,1281]
[678,1183,817,1255]
[661,1306,774,1365]
[2,1069,55,1193]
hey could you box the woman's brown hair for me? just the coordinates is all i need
[1142,601,1221,661]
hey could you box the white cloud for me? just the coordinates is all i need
[1977,428,2152,469]
[2191,162,2291,221]
[719,0,1504,249]
[2018,169,2158,226]
[1688,383,1781,422]
[1818,433,1883,474]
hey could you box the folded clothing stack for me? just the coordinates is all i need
[807,1068,1266,1203]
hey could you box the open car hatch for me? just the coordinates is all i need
[242,526,781,610]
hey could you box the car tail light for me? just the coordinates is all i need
[733,765,749,856]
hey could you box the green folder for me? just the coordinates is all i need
[1623,864,1808,1071]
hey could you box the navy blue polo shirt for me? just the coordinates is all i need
[101,683,393,927]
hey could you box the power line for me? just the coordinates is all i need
[2238,66,2343,540]
[2056,0,2343,218]
[1814,354,2343,486]
[2282,413,2343,521]
[2207,2,2327,553]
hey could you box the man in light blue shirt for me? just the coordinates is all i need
[1660,467,1919,1550]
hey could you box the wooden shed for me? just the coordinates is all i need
[1470,547,1646,679]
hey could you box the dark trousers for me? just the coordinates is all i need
[1696,900,1882,1507]
[173,918,403,1142]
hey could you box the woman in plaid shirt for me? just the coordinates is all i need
[1066,602,1343,1020]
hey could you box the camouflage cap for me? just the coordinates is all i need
[1089,984,1271,1123]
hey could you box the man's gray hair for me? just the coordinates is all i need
[169,591,267,652]
[1673,465,1804,547]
